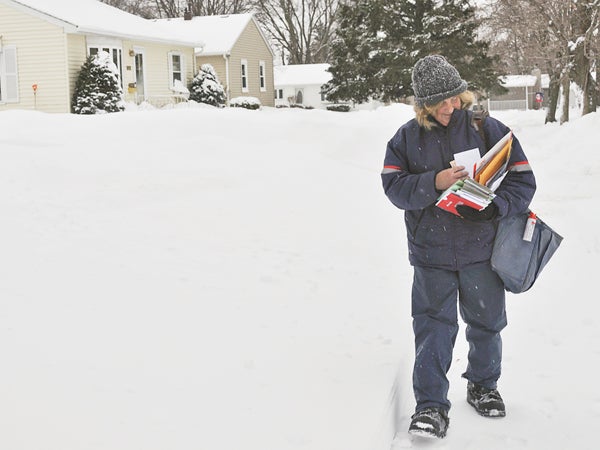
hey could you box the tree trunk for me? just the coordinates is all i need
[580,64,598,115]
[559,75,570,125]
[581,70,592,115]
[545,72,560,124]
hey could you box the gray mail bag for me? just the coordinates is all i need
[491,211,563,293]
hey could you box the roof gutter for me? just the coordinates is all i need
[76,27,204,48]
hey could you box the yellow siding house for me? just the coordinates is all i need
[156,14,275,107]
[0,0,202,113]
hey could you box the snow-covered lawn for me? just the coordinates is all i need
[1,104,598,449]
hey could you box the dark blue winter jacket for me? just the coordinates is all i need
[381,109,536,270]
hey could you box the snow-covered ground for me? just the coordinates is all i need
[0,103,597,450]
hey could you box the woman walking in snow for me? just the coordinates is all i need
[381,55,536,438]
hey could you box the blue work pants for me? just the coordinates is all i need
[411,262,507,412]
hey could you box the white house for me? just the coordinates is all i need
[0,0,203,113]
[486,74,551,111]
[155,14,275,106]
[273,63,332,109]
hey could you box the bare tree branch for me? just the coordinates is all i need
[252,0,338,64]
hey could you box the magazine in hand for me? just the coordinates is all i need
[436,130,513,216]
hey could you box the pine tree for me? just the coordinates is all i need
[72,52,125,114]
[415,0,503,97]
[322,0,383,103]
[189,64,226,107]
[325,0,505,104]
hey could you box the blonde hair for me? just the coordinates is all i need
[414,90,475,130]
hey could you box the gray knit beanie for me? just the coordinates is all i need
[412,55,468,107]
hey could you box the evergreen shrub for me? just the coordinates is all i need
[189,64,226,107]
[72,52,124,114]
[327,104,351,112]
[230,96,261,110]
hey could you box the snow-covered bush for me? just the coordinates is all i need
[72,51,125,114]
[290,104,314,110]
[172,79,190,99]
[189,64,226,107]
[326,104,351,112]
[229,96,261,110]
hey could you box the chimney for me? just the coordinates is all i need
[184,6,192,20]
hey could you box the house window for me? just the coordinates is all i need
[0,45,19,103]
[89,46,123,84]
[168,52,185,89]
[275,89,283,100]
[259,60,266,92]
[241,59,248,92]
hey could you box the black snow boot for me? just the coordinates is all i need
[408,407,449,438]
[467,381,506,417]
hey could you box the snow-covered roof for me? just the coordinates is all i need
[274,64,332,87]
[500,74,550,89]
[155,14,271,56]
[6,0,202,47]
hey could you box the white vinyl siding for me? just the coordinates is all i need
[67,34,88,107]
[0,45,19,103]
[133,45,195,105]
[0,2,73,112]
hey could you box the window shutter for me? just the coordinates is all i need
[3,46,19,102]
[179,54,185,88]
[167,51,174,87]
[241,59,248,92]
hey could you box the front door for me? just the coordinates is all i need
[134,51,146,102]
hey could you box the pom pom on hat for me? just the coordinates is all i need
[412,55,468,107]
